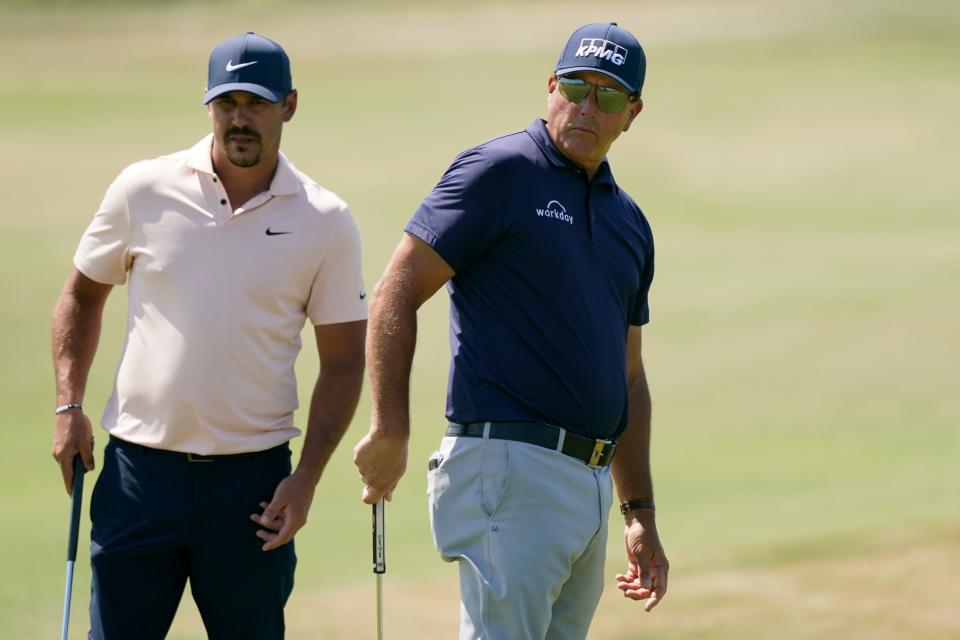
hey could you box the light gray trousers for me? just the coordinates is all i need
[428,434,613,640]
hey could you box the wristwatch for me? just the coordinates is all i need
[619,498,655,515]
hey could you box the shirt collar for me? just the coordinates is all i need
[187,134,300,197]
[525,119,618,190]
[187,135,216,175]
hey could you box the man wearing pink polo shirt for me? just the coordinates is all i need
[50,32,367,639]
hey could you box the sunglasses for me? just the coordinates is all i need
[556,75,635,113]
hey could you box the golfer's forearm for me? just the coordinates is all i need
[51,289,107,405]
[366,289,417,436]
[612,373,654,501]
[297,363,365,484]
[612,438,653,502]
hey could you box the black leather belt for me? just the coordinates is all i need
[109,435,286,463]
[446,422,616,468]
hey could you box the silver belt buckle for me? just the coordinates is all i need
[587,439,612,468]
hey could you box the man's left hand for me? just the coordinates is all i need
[250,472,316,551]
[617,511,669,611]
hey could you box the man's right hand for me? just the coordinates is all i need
[356,234,452,504]
[353,429,409,504]
[51,268,113,496]
[52,410,95,495]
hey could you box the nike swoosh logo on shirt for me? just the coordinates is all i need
[226,60,258,72]
[265,227,291,236]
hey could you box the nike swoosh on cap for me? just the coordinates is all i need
[225,59,258,72]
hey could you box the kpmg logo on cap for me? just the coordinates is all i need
[575,38,628,66]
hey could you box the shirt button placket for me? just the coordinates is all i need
[210,175,230,222]
[584,186,596,241]
[587,184,600,248]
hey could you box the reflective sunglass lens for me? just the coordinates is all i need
[558,80,590,103]
[596,89,630,113]
[558,77,631,113]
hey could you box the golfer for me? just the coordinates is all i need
[51,32,367,639]
[354,22,668,638]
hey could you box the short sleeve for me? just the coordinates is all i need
[404,148,504,273]
[307,208,368,325]
[73,172,133,285]
[630,214,654,326]
[631,224,655,326]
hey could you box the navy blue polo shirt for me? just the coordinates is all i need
[406,119,654,440]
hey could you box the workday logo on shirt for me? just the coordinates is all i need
[536,200,573,225]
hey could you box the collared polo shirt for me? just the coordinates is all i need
[406,119,654,440]
[75,135,367,454]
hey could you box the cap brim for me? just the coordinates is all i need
[202,83,285,105]
[555,66,638,95]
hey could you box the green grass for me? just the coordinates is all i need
[1,1,958,638]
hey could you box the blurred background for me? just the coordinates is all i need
[1,0,957,638]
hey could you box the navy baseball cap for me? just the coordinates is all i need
[555,22,646,95]
[202,32,292,104]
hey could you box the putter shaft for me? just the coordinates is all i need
[372,498,385,639]
[61,456,86,640]
[376,573,383,640]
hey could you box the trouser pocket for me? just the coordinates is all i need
[430,436,511,560]
[479,439,510,518]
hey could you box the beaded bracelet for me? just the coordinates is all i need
[55,403,83,415]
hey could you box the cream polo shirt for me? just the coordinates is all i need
[74,135,367,454]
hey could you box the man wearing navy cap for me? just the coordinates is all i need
[355,22,668,638]
[51,32,367,638]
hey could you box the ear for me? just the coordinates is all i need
[282,90,298,122]
[621,98,644,133]
[547,73,558,95]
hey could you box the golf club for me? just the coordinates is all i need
[372,497,386,640]
[60,455,85,640]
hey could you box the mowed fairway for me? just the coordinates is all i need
[1,1,958,638]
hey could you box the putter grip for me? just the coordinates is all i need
[67,456,85,562]
[372,499,386,574]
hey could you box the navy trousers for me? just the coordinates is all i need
[89,436,296,640]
